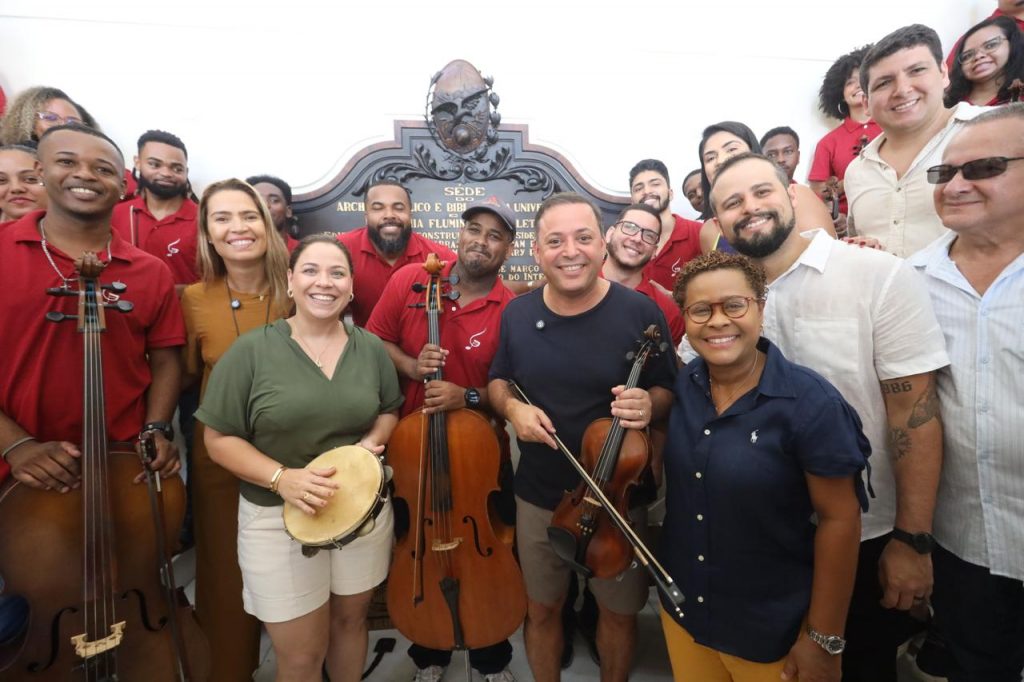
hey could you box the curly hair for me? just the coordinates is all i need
[0,86,98,145]
[673,251,768,310]
[945,16,1024,107]
[818,45,873,119]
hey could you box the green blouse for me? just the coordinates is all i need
[196,319,403,506]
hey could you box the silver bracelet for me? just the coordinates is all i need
[1,436,37,462]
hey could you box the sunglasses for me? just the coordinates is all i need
[926,156,1024,184]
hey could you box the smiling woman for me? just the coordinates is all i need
[179,177,291,681]
[0,145,47,224]
[945,15,1024,107]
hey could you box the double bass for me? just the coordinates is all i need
[386,254,526,658]
[0,253,209,681]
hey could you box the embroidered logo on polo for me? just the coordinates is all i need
[750,430,759,444]
[166,238,181,257]
[464,329,486,350]
[671,258,682,275]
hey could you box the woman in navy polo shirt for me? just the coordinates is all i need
[661,252,868,682]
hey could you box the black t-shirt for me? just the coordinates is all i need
[489,283,677,510]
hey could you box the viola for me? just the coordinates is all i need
[0,252,209,681]
[386,253,526,656]
[548,325,664,579]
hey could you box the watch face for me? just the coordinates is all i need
[465,389,480,406]
[825,637,845,655]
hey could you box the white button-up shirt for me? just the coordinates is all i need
[909,233,1024,581]
[845,102,986,258]
[681,230,950,539]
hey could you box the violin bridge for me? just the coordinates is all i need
[70,621,126,659]
[431,537,463,552]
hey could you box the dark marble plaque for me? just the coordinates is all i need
[293,62,627,283]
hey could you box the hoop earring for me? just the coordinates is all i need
[287,288,293,298]
[349,293,354,301]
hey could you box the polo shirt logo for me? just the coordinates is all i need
[671,258,682,275]
[750,430,759,444]
[465,329,487,350]
[166,238,181,257]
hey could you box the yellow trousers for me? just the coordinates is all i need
[660,609,795,682]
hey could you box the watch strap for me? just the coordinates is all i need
[142,421,174,440]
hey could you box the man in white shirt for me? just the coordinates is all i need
[844,24,985,257]
[707,152,949,682]
[909,104,1024,682]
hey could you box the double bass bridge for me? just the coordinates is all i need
[71,621,126,659]
[431,537,463,552]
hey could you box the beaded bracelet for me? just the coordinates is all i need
[269,465,288,494]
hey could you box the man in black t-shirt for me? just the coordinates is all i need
[489,192,676,682]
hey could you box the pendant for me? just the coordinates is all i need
[315,359,323,369]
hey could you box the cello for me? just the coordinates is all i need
[386,254,526,659]
[0,253,210,681]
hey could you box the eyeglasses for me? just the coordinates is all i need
[958,36,1006,64]
[683,296,760,324]
[926,156,1024,184]
[36,111,83,126]
[614,220,659,246]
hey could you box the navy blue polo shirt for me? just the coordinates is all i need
[659,338,869,663]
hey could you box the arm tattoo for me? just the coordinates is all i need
[908,374,940,429]
[889,426,911,460]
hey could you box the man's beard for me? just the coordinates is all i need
[729,209,795,258]
[642,192,670,213]
[138,173,187,200]
[606,239,651,274]
[367,220,412,256]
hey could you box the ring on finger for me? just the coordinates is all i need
[302,491,312,502]
[638,409,646,420]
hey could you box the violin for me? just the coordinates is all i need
[0,253,209,681]
[386,254,526,656]
[510,381,685,617]
[539,325,668,581]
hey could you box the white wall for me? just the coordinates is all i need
[0,0,993,219]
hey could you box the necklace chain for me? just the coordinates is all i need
[292,323,342,369]
[225,279,272,337]
[710,352,761,413]
[39,220,112,289]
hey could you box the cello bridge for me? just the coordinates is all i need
[431,537,463,552]
[71,621,126,659]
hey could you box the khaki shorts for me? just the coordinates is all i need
[236,495,393,623]
[515,496,649,615]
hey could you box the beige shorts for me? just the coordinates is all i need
[236,495,393,623]
[515,496,649,615]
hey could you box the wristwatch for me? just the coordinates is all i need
[891,528,936,554]
[141,421,175,441]
[807,625,846,655]
[464,388,481,408]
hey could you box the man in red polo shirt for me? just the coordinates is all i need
[111,129,198,290]
[603,203,685,348]
[0,124,184,487]
[247,174,301,252]
[628,159,702,292]
[366,198,518,682]
[339,180,455,327]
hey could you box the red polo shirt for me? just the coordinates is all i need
[111,195,199,285]
[642,214,703,291]
[635,278,686,347]
[0,211,185,482]
[946,9,1024,70]
[808,117,882,214]
[338,227,456,327]
[366,260,513,417]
